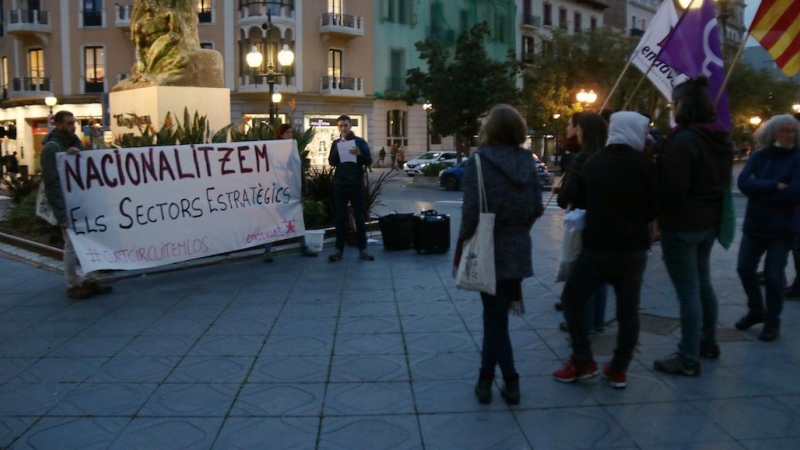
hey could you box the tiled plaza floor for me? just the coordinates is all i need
[1,206,799,450]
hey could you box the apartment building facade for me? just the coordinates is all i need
[0,0,375,172]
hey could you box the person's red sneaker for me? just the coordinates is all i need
[602,363,627,389]
[552,356,599,383]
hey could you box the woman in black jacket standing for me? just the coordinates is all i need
[557,112,609,334]
[654,77,733,376]
[455,104,543,405]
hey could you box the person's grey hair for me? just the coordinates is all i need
[755,114,800,149]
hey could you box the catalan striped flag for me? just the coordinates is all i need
[749,0,800,77]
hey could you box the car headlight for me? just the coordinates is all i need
[439,169,446,176]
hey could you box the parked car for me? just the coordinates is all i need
[403,151,458,176]
[438,153,551,191]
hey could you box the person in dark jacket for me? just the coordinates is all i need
[41,111,113,299]
[454,104,543,405]
[556,112,609,334]
[654,77,734,377]
[328,115,374,262]
[553,111,657,389]
[735,114,800,341]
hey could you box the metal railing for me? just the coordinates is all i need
[385,76,407,93]
[522,14,541,27]
[11,77,51,92]
[321,76,363,92]
[320,13,362,29]
[9,9,49,25]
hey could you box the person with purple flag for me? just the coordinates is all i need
[654,76,734,377]
[656,0,731,131]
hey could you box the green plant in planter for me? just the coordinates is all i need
[1,172,41,204]
[305,166,336,225]
[364,170,397,218]
[420,162,448,177]
[302,200,329,230]
[2,191,62,246]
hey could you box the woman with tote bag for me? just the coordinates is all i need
[453,104,543,405]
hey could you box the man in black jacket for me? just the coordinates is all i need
[553,111,658,389]
[327,115,374,262]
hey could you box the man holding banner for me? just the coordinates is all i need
[41,111,112,299]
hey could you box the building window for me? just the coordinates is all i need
[328,0,342,14]
[84,46,105,93]
[385,0,411,24]
[397,0,409,24]
[496,15,509,43]
[82,0,102,27]
[28,49,44,79]
[558,8,567,30]
[1,57,7,99]
[201,42,214,49]
[590,16,597,30]
[198,0,212,23]
[574,11,581,32]
[521,36,535,63]
[328,49,342,79]
[543,2,552,27]
[390,49,405,91]
[386,110,407,147]
[460,10,469,34]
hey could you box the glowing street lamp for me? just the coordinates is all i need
[245,11,295,126]
[44,93,57,130]
[576,89,597,109]
[423,101,433,153]
[749,116,762,127]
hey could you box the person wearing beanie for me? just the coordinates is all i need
[553,111,658,389]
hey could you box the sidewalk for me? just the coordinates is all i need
[1,207,799,449]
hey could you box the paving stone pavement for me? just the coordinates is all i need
[1,206,799,450]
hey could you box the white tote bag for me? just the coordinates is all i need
[35,182,59,226]
[555,208,586,282]
[455,154,496,295]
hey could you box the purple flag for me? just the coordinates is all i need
[657,0,731,130]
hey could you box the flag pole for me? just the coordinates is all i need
[622,61,658,110]
[715,32,750,106]
[600,55,636,112]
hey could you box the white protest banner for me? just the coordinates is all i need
[630,0,687,101]
[56,140,304,272]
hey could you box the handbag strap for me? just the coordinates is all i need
[474,154,488,213]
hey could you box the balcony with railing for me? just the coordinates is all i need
[319,13,364,39]
[427,27,456,44]
[7,9,51,35]
[239,0,295,29]
[320,76,364,96]
[521,14,541,28]
[237,73,296,94]
[10,77,51,98]
[115,4,132,28]
[384,76,407,95]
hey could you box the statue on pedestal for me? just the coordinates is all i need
[112,0,224,92]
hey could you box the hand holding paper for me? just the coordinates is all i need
[337,139,357,163]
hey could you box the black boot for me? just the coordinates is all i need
[500,376,520,405]
[474,377,493,404]
[759,323,781,342]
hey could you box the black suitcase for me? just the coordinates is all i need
[379,213,415,250]
[413,210,450,254]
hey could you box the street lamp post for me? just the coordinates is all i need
[793,104,800,114]
[422,101,432,153]
[552,113,561,153]
[576,89,597,110]
[245,11,295,126]
[44,94,57,130]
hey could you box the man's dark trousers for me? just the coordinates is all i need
[333,184,366,251]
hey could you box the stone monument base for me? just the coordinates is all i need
[110,86,231,142]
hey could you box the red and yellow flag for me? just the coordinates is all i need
[749,0,800,77]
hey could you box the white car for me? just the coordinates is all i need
[403,151,458,176]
